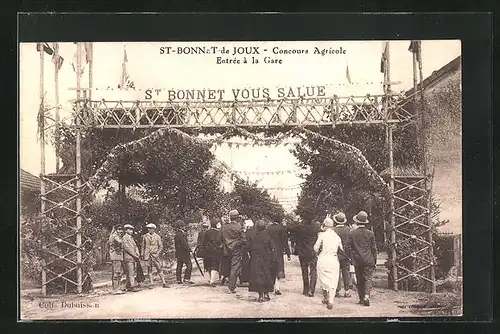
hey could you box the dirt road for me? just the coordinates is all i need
[21,257,427,320]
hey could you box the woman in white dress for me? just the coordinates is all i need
[314,216,344,309]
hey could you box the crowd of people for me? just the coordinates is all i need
[107,209,377,309]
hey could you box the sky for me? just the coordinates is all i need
[19,40,461,207]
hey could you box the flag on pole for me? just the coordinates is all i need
[51,43,64,70]
[71,42,89,75]
[119,47,134,89]
[408,40,422,64]
[36,42,54,55]
[380,41,389,73]
[346,64,352,84]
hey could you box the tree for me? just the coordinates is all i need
[229,179,285,223]
[291,127,390,225]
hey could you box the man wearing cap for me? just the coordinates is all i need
[345,211,377,306]
[108,225,125,294]
[333,212,352,298]
[222,209,245,293]
[122,224,141,292]
[141,223,169,288]
[174,220,193,284]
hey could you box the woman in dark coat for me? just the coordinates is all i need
[266,220,291,295]
[218,218,231,284]
[248,220,276,302]
[202,220,223,286]
[239,220,254,284]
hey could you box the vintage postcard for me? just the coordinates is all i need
[19,40,462,320]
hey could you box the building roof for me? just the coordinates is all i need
[20,169,40,192]
[404,56,461,97]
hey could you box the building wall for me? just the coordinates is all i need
[424,69,462,233]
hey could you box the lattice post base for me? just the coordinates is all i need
[40,174,92,295]
[392,174,436,292]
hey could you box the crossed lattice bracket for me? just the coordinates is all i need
[390,175,435,291]
[72,94,414,129]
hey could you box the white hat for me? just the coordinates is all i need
[146,223,156,229]
[323,217,334,228]
[244,220,254,228]
[123,224,134,229]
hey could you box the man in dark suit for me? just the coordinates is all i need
[222,209,245,293]
[333,212,352,298]
[345,211,377,306]
[288,218,321,297]
[174,220,193,284]
[266,220,291,295]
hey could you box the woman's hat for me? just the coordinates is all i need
[146,223,156,229]
[123,224,134,229]
[323,217,334,228]
[353,211,369,224]
[333,212,347,225]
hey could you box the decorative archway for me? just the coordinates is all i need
[38,91,436,295]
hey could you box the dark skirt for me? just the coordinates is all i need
[273,252,286,279]
[239,251,251,283]
[203,256,220,272]
[248,258,274,293]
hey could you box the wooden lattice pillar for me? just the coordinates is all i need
[392,174,436,292]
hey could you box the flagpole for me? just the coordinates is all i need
[88,43,93,100]
[54,43,60,173]
[75,42,83,294]
[39,43,47,296]
[386,42,391,94]
[384,40,398,291]
[412,44,422,170]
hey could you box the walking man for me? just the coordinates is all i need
[108,225,125,294]
[266,219,291,295]
[222,209,245,293]
[288,218,321,297]
[333,212,352,298]
[141,223,169,288]
[174,220,193,284]
[122,224,140,292]
[345,211,377,306]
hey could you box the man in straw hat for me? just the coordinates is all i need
[141,223,169,288]
[108,224,125,294]
[222,209,245,293]
[345,211,377,306]
[122,224,141,292]
[314,216,344,309]
[333,212,352,298]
